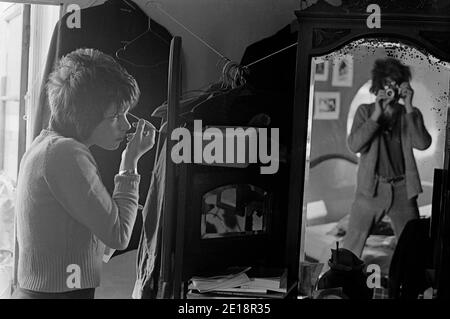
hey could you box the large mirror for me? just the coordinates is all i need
[301,38,450,282]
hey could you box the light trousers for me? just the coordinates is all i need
[342,179,420,257]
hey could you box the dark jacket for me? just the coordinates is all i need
[134,141,166,299]
[348,103,432,199]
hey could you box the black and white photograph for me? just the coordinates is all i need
[332,54,354,87]
[0,0,450,306]
[314,58,329,81]
[314,92,340,120]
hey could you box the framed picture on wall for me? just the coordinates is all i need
[314,58,329,81]
[332,55,353,87]
[314,92,340,120]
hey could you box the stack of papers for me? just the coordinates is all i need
[188,266,251,293]
[188,266,290,298]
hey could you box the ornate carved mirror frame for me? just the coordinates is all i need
[285,0,450,295]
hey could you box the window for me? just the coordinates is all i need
[0,3,25,183]
[0,2,60,299]
[0,2,59,183]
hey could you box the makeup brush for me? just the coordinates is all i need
[128,112,160,133]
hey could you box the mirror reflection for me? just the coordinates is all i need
[302,39,449,283]
[201,184,270,238]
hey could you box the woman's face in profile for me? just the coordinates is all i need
[86,104,131,150]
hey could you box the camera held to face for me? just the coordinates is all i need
[385,87,396,98]
[384,82,400,99]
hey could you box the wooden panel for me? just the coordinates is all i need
[289,9,450,298]
[17,4,30,172]
[160,36,182,298]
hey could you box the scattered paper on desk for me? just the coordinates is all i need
[189,267,252,293]
[189,273,251,293]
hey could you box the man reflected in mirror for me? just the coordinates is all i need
[342,58,432,257]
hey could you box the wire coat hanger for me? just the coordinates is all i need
[115,9,170,68]
[220,59,247,89]
[123,0,136,10]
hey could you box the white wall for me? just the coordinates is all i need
[135,0,300,91]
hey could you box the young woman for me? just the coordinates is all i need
[13,48,155,299]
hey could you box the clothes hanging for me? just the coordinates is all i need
[134,94,214,299]
[240,23,297,146]
[133,140,166,299]
[239,23,297,248]
[32,0,172,257]
[179,84,271,126]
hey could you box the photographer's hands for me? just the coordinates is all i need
[371,89,394,122]
[399,82,414,112]
[372,82,414,122]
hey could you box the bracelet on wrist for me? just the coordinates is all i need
[119,168,138,176]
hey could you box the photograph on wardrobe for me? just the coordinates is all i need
[0,0,449,303]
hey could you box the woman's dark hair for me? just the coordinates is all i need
[370,58,412,95]
[46,48,140,141]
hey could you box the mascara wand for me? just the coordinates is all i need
[128,112,160,133]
